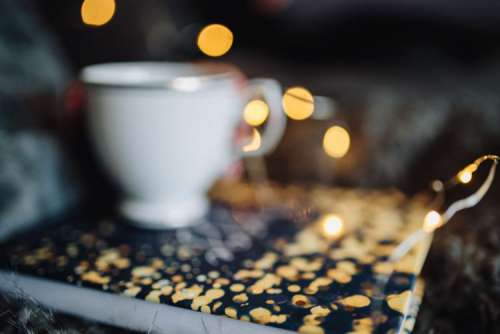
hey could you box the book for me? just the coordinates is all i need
[0,182,432,334]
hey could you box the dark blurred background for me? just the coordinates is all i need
[33,0,500,189]
[1,0,500,333]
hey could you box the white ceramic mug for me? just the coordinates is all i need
[81,62,286,229]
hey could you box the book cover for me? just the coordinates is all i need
[0,183,431,334]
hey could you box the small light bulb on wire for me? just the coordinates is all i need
[389,154,499,264]
[457,163,479,184]
[422,210,443,233]
[319,214,344,239]
[458,170,472,184]
[372,154,499,333]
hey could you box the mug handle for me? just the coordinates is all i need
[238,78,287,157]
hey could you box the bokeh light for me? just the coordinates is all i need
[242,129,262,153]
[458,170,472,184]
[457,163,477,184]
[197,24,234,57]
[243,99,270,126]
[282,87,314,120]
[323,126,351,158]
[422,210,443,233]
[431,180,444,192]
[319,214,344,239]
[81,0,116,26]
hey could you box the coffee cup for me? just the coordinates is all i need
[81,62,286,228]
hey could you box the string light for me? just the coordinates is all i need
[458,170,472,184]
[457,163,478,184]
[242,129,262,153]
[197,24,234,57]
[323,125,351,158]
[319,214,344,239]
[371,154,499,331]
[243,100,269,126]
[422,210,443,233]
[81,0,116,26]
[282,87,314,120]
[389,154,499,263]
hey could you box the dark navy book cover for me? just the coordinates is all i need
[0,183,430,334]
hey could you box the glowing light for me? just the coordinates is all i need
[465,163,478,173]
[458,170,472,184]
[422,210,443,233]
[431,180,444,192]
[282,87,314,120]
[323,126,351,158]
[197,24,233,57]
[457,164,477,184]
[242,129,262,152]
[81,0,116,26]
[320,214,344,239]
[243,99,269,126]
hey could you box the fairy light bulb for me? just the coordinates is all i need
[320,214,344,239]
[457,163,478,184]
[422,210,443,233]
[458,170,473,184]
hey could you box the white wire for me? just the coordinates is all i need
[442,160,498,223]
[372,156,498,330]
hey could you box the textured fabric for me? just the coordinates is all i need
[0,1,76,241]
[0,98,76,241]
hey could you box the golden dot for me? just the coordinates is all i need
[243,99,269,126]
[310,306,331,317]
[205,288,225,300]
[232,293,249,303]
[337,294,371,308]
[81,0,116,26]
[323,126,350,158]
[249,307,272,324]
[131,266,156,277]
[145,290,162,303]
[320,214,344,239]
[282,87,314,120]
[242,128,262,152]
[298,325,325,334]
[327,269,351,284]
[230,283,245,292]
[386,290,412,314]
[422,210,443,233]
[122,286,141,297]
[292,294,312,307]
[197,24,233,57]
[224,307,238,319]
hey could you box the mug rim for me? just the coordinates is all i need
[80,61,240,91]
